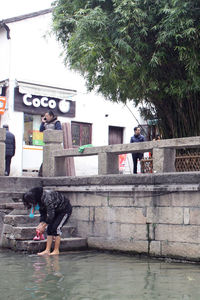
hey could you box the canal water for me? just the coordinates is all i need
[1,250,200,300]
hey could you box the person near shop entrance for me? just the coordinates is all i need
[3,124,16,176]
[38,110,62,176]
[39,110,62,132]
[130,126,145,174]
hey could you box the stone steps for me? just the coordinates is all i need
[4,237,88,254]
[4,213,41,226]
[1,208,88,253]
[3,225,77,240]
[0,191,24,203]
[0,202,24,210]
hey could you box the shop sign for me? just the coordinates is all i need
[0,96,6,115]
[14,88,75,117]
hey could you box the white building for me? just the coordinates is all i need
[0,8,146,176]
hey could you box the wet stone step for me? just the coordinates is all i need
[10,209,34,215]
[8,237,88,253]
[0,203,24,210]
[3,213,76,227]
[0,192,24,203]
[3,225,77,240]
[3,214,41,226]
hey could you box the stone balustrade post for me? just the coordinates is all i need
[98,153,119,175]
[0,129,6,176]
[153,147,176,173]
[43,130,64,177]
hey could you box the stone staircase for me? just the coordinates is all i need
[1,205,87,253]
[0,177,88,253]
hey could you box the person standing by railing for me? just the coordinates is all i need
[130,126,144,174]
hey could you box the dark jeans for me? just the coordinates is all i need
[5,155,12,176]
[47,208,72,236]
[132,153,143,174]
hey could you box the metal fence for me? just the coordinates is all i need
[141,151,200,173]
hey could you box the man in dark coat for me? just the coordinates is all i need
[130,126,145,174]
[3,124,15,176]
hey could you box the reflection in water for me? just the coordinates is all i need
[26,255,64,299]
[0,250,200,299]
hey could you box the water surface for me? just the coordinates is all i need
[0,250,200,300]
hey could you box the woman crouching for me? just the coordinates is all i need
[23,187,72,255]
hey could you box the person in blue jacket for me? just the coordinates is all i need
[39,110,62,132]
[38,110,62,176]
[130,126,145,174]
[3,124,15,176]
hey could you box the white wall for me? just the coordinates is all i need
[0,12,143,176]
[0,29,10,80]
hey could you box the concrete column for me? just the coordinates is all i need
[98,153,119,175]
[0,129,6,176]
[153,148,176,173]
[43,130,63,177]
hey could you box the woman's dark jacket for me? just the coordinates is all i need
[39,190,72,224]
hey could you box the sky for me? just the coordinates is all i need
[0,0,53,20]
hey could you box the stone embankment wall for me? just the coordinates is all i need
[43,172,200,262]
[0,174,200,261]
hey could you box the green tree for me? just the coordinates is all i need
[52,0,200,138]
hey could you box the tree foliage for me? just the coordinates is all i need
[52,0,200,138]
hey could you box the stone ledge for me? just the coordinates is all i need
[43,184,200,193]
[0,176,42,190]
[88,237,148,253]
[161,241,200,261]
[6,237,88,253]
[42,172,200,186]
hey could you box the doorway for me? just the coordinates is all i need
[108,126,124,145]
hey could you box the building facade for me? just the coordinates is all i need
[0,9,145,176]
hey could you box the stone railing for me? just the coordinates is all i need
[42,130,200,177]
[0,129,6,176]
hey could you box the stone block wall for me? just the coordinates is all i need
[1,173,200,261]
[42,173,200,261]
[66,189,200,261]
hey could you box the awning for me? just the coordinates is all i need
[16,80,77,99]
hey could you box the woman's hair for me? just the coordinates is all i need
[47,110,55,118]
[155,134,161,140]
[22,187,43,209]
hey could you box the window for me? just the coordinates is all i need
[71,122,92,146]
[24,113,44,146]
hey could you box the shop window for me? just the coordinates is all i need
[24,113,44,146]
[71,122,92,146]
